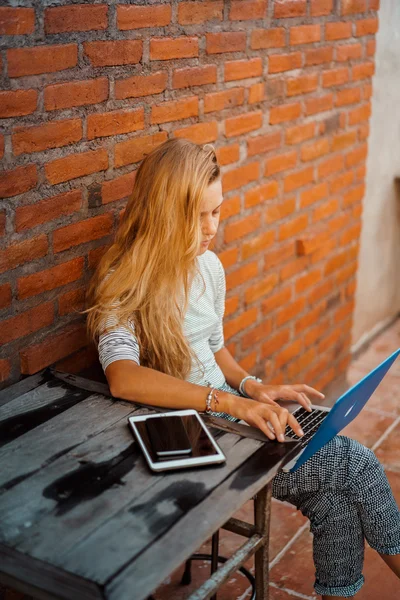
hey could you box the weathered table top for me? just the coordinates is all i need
[0,370,297,600]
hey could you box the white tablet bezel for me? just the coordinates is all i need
[128,409,226,472]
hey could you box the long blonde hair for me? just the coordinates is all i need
[85,138,220,380]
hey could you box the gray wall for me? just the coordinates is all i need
[352,0,400,349]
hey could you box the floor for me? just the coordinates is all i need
[1,320,399,600]
[154,318,400,600]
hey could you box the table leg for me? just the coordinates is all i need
[210,530,219,600]
[254,482,272,600]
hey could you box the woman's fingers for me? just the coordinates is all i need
[294,384,325,399]
[287,412,304,438]
[254,417,276,441]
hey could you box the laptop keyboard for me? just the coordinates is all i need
[285,406,329,447]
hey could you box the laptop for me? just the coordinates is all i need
[281,347,400,473]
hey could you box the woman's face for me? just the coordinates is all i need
[198,179,223,255]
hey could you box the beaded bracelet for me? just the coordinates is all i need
[205,387,220,414]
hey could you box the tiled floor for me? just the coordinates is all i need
[1,321,399,600]
[155,318,400,599]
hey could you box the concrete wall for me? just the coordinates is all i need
[352,0,400,349]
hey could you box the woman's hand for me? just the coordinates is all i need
[227,396,304,442]
[245,380,325,413]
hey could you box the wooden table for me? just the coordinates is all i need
[0,369,298,600]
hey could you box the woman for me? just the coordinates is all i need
[86,139,400,599]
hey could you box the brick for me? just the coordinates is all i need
[363,82,373,99]
[16,189,82,232]
[12,118,82,155]
[18,257,84,300]
[287,347,317,379]
[264,242,296,271]
[230,0,267,19]
[336,43,363,62]
[287,73,318,97]
[150,37,198,60]
[366,39,376,57]
[355,18,378,36]
[330,170,354,193]
[206,32,247,54]
[311,0,333,15]
[352,61,375,80]
[343,183,365,207]
[45,148,108,185]
[102,172,136,205]
[173,121,218,144]
[317,154,344,178]
[275,337,303,367]
[296,301,327,335]
[0,164,37,199]
[0,89,37,118]
[340,223,361,245]
[87,108,144,140]
[313,198,340,222]
[324,250,348,275]
[225,111,263,137]
[117,4,171,29]
[224,308,258,340]
[305,94,333,115]
[20,322,87,374]
[335,86,361,106]
[225,58,263,82]
[0,359,11,383]
[279,214,308,241]
[325,22,352,41]
[332,130,357,151]
[204,88,245,113]
[249,83,265,104]
[44,78,108,111]
[0,211,4,236]
[284,166,314,192]
[115,131,167,168]
[84,40,142,67]
[0,283,12,309]
[348,102,371,125]
[300,182,328,207]
[280,256,309,281]
[173,65,217,89]
[370,0,380,9]
[251,28,285,49]
[341,0,367,15]
[245,181,279,208]
[286,122,315,145]
[58,287,86,316]
[345,143,367,167]
[265,151,297,176]
[290,24,321,45]
[224,213,261,243]
[220,196,241,221]
[268,52,302,73]
[244,274,278,306]
[297,229,330,255]
[45,4,108,33]
[7,44,77,78]
[0,7,35,35]
[226,261,258,291]
[116,72,167,99]
[247,131,281,156]
[0,303,54,346]
[295,269,322,294]
[225,295,239,317]
[53,213,113,253]
[301,138,330,162]
[178,1,223,24]
[0,234,48,274]
[305,46,333,66]
[151,96,198,124]
[265,197,296,224]
[242,230,275,259]
[219,247,239,270]
[261,327,291,359]
[270,102,301,124]
[222,162,259,193]
[216,144,240,166]
[322,67,349,87]
[274,0,306,18]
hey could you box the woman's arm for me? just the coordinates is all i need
[214,346,261,395]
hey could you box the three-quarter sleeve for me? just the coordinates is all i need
[208,256,226,354]
[98,313,140,373]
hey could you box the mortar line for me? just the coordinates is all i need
[371,415,400,452]
[268,521,309,570]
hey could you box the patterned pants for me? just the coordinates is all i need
[213,382,400,597]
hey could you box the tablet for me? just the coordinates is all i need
[128,409,226,472]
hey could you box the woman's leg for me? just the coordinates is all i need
[272,435,400,598]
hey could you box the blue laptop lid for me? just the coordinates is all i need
[290,347,400,472]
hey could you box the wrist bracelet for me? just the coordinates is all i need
[239,375,262,398]
[205,387,220,413]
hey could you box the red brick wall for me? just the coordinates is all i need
[0,1,379,390]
